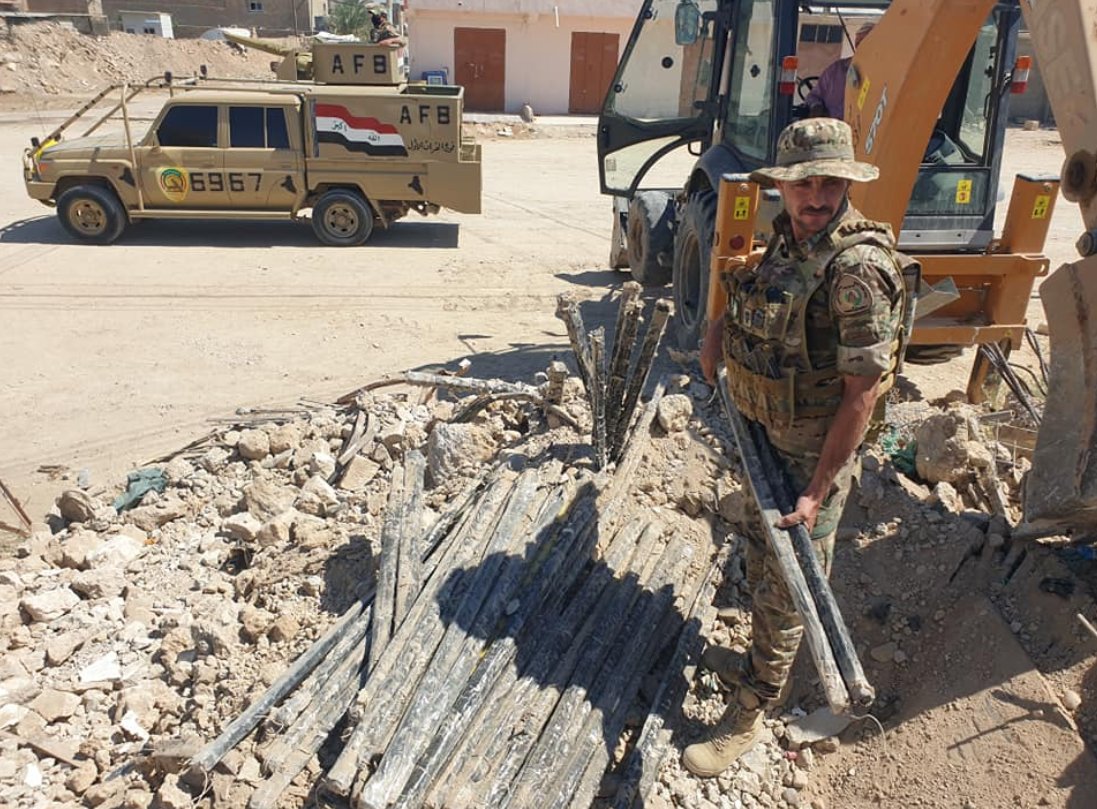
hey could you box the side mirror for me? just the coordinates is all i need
[675,0,701,46]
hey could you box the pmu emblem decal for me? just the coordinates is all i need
[158,167,188,201]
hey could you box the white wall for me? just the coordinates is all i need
[410,1,637,19]
[408,9,635,113]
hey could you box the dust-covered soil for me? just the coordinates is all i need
[1,23,1096,809]
[0,22,293,108]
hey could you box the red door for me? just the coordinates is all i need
[569,32,620,114]
[455,27,506,112]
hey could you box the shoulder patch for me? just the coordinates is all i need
[833,274,874,316]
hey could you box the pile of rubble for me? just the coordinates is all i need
[1,336,1093,808]
[0,23,289,99]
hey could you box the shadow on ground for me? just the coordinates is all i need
[0,215,461,249]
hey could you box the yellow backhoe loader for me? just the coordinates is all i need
[598,0,1097,535]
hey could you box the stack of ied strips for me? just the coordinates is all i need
[189,350,717,809]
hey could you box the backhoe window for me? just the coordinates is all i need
[957,18,997,160]
[604,0,719,121]
[724,0,777,160]
[156,105,218,149]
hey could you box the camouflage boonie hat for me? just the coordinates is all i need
[750,118,879,187]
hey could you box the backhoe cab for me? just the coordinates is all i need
[599,0,1035,372]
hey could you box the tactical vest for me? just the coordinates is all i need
[722,217,919,456]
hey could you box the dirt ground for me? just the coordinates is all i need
[2,41,1096,808]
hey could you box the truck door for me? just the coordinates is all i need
[597,0,723,196]
[139,104,226,209]
[223,104,303,210]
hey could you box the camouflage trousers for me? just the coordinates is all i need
[735,443,857,706]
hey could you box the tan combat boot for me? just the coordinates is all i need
[682,688,764,778]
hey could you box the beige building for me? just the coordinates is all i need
[407,0,637,114]
[97,0,328,36]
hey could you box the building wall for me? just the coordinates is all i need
[25,0,91,12]
[408,8,634,114]
[99,0,326,36]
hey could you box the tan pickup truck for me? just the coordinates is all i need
[22,43,482,245]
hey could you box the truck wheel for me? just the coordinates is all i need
[671,189,717,349]
[628,190,674,286]
[56,185,126,245]
[312,190,375,246]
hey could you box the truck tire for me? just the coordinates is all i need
[56,185,126,245]
[312,190,375,246]
[671,188,717,349]
[628,190,674,286]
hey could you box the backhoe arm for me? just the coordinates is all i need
[1017,0,1097,533]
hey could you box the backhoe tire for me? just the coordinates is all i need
[627,190,675,286]
[671,188,717,350]
[312,190,375,246]
[609,202,629,270]
[903,344,965,365]
[57,184,127,245]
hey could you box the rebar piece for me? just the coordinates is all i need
[404,370,540,397]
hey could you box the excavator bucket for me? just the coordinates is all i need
[1023,257,1097,534]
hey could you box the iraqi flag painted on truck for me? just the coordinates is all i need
[313,102,408,157]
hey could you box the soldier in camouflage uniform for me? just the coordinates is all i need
[684,118,912,778]
[369,10,404,46]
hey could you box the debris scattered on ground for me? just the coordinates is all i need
[0,22,292,105]
[1,282,1096,806]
